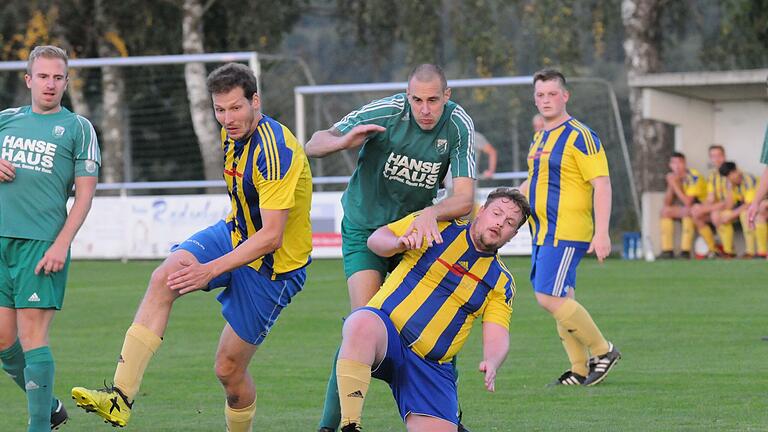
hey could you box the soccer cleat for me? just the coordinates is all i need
[71,385,133,427]
[584,343,621,386]
[317,428,335,432]
[340,423,362,432]
[548,370,586,386]
[679,251,691,259]
[51,399,69,430]
[657,251,674,259]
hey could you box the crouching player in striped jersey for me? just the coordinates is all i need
[71,63,312,431]
[335,188,530,432]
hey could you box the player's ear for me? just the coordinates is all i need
[444,87,451,100]
[251,93,260,110]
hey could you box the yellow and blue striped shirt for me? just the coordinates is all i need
[367,213,515,364]
[707,170,728,202]
[732,172,758,205]
[682,168,707,202]
[526,118,609,247]
[221,114,313,279]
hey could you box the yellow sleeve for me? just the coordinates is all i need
[573,133,610,182]
[387,213,418,237]
[386,213,453,237]
[482,271,514,329]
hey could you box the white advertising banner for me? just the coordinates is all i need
[69,189,532,260]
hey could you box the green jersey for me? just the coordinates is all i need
[335,93,475,229]
[0,106,101,241]
[761,123,768,165]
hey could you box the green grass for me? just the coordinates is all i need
[1,258,767,431]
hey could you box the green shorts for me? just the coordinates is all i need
[0,237,69,310]
[341,218,400,280]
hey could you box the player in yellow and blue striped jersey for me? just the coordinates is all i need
[72,63,312,432]
[691,145,728,257]
[335,188,529,432]
[518,69,621,387]
[714,161,763,257]
[658,152,707,259]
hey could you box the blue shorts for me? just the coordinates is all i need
[173,220,305,345]
[530,244,586,297]
[361,307,458,425]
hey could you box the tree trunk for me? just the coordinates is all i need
[182,0,221,181]
[96,0,128,183]
[622,0,668,194]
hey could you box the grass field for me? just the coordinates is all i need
[1,257,767,431]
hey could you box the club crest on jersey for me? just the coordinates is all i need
[435,138,448,154]
[53,126,65,137]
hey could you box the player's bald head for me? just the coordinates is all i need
[408,64,447,91]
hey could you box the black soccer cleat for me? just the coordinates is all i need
[340,423,362,432]
[657,250,675,259]
[548,370,586,386]
[51,399,69,430]
[317,428,335,432]
[679,251,691,259]
[584,342,621,386]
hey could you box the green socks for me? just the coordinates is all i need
[318,347,341,430]
[24,346,55,432]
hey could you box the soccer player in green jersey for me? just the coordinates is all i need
[518,69,620,387]
[0,45,101,431]
[305,64,476,431]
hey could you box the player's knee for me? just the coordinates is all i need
[214,354,243,385]
[0,331,17,350]
[342,311,380,345]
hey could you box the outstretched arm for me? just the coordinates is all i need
[304,125,386,158]
[478,322,509,392]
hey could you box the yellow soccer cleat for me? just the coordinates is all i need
[72,385,133,427]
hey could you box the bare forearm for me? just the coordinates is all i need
[54,194,94,248]
[428,193,473,221]
[756,167,768,203]
[367,228,405,257]
[304,129,345,158]
[209,230,281,276]
[483,323,509,371]
[593,179,612,235]
[53,178,96,248]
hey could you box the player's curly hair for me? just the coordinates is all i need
[206,63,258,99]
[484,187,531,230]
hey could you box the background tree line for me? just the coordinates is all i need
[0,0,766,195]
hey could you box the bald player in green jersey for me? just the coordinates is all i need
[306,64,476,432]
[0,45,100,432]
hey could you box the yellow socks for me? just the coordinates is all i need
[660,217,674,252]
[225,398,256,432]
[740,213,756,255]
[114,324,162,400]
[717,223,735,254]
[553,299,610,357]
[698,225,716,252]
[557,323,589,376]
[336,358,371,428]
[756,222,767,256]
[681,217,695,252]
